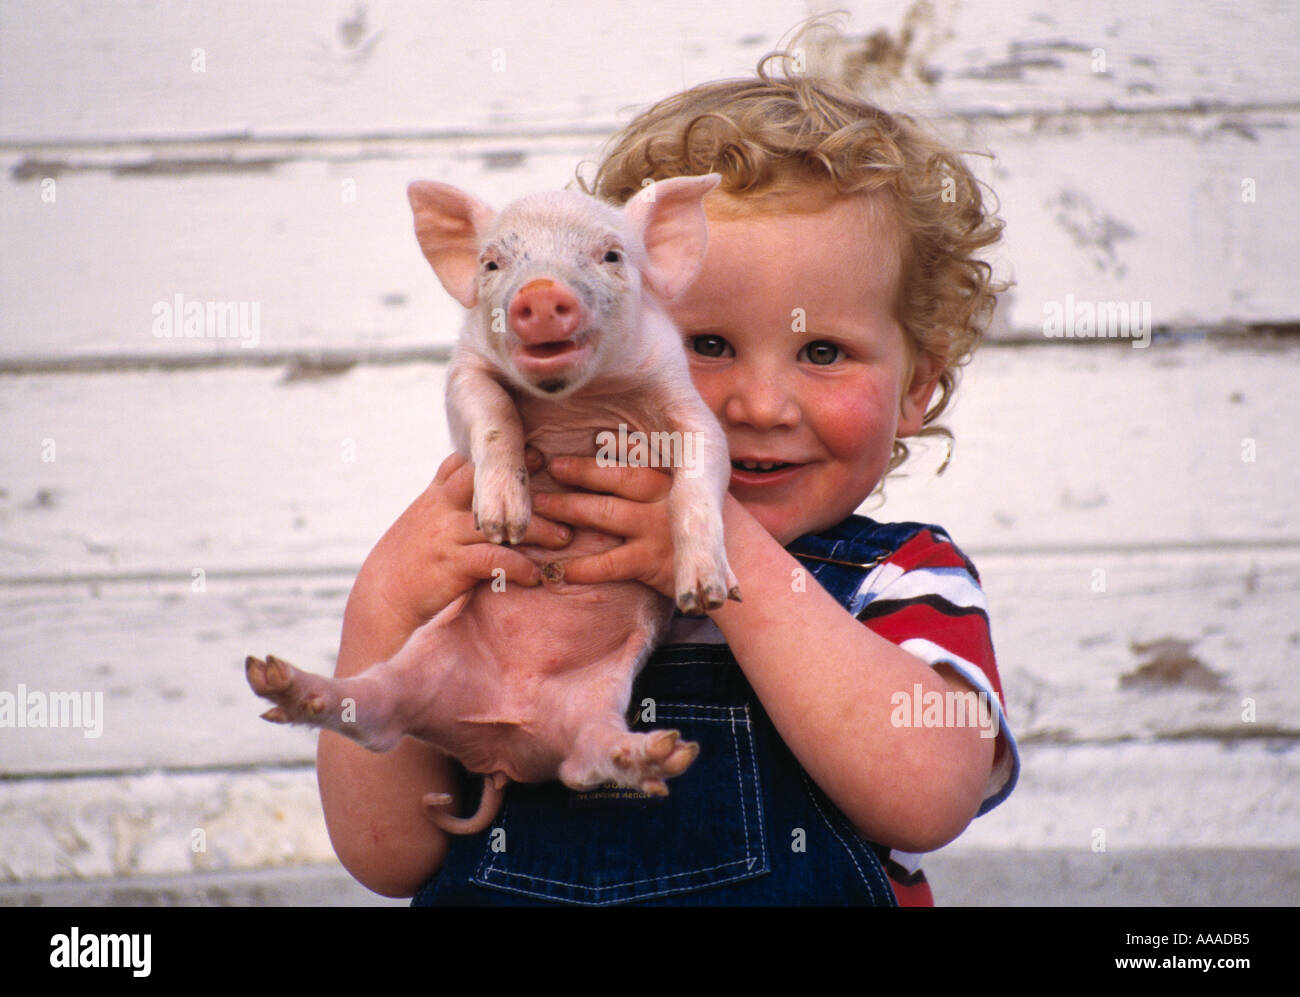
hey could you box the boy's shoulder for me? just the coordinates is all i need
[786,513,979,581]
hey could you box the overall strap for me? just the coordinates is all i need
[785,514,948,612]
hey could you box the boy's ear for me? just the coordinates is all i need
[407,181,497,308]
[898,350,943,436]
[623,173,722,301]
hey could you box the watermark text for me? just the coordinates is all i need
[595,424,704,478]
[152,294,260,348]
[1043,294,1151,348]
[0,685,103,738]
[890,682,999,739]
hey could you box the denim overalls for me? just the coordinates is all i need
[412,515,946,906]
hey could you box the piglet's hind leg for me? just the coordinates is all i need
[245,655,404,752]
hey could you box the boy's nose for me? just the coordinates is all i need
[722,372,801,430]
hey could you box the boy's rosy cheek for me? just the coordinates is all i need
[817,393,892,458]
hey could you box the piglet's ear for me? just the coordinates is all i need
[623,173,721,302]
[407,181,497,308]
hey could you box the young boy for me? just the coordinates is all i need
[317,49,1018,906]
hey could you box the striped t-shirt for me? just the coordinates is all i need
[850,526,1017,905]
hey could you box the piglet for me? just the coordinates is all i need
[246,173,739,834]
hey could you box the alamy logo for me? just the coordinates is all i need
[595,424,704,478]
[49,927,151,977]
[151,293,261,348]
[890,682,999,739]
[0,685,103,738]
[1042,294,1151,348]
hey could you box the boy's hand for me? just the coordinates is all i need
[530,456,678,601]
[357,449,574,635]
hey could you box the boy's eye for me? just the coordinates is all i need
[689,334,730,358]
[801,341,841,365]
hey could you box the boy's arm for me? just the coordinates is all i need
[316,582,454,898]
[706,496,996,853]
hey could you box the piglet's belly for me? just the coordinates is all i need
[460,570,666,675]
[401,530,674,782]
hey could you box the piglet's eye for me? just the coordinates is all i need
[483,260,499,272]
[602,250,622,263]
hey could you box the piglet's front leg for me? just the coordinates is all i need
[668,475,740,614]
[446,353,531,544]
[663,397,741,615]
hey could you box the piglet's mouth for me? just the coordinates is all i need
[513,336,592,378]
[521,340,581,359]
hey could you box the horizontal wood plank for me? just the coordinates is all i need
[946,741,1300,850]
[2,739,1296,882]
[2,339,1295,584]
[873,337,1300,550]
[3,113,1297,364]
[1,546,1295,776]
[1,142,593,362]
[1,0,1295,143]
[829,0,1300,117]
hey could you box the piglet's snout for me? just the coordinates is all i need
[508,278,583,347]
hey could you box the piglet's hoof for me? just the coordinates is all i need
[245,654,327,724]
[245,653,332,723]
[611,729,699,796]
[674,560,742,615]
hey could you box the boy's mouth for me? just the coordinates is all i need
[729,459,804,487]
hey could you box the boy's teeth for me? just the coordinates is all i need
[734,460,790,471]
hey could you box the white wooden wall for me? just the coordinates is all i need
[2,0,1297,896]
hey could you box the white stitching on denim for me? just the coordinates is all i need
[656,711,740,723]
[730,707,750,860]
[477,866,767,906]
[743,704,766,864]
[667,703,761,877]
[489,855,750,891]
[800,770,892,904]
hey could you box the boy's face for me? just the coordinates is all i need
[666,193,938,545]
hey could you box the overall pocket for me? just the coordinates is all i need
[468,700,770,906]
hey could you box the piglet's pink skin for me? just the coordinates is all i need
[247,174,738,833]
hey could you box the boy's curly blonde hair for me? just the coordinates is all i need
[579,39,1005,479]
